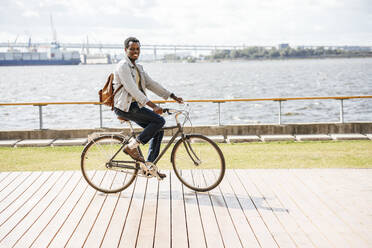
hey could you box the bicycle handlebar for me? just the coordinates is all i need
[162,108,177,115]
[162,105,190,126]
[163,108,188,116]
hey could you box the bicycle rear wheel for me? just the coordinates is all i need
[171,134,225,192]
[81,135,138,193]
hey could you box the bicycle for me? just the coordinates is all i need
[80,105,226,193]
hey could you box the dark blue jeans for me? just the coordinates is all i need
[114,102,165,162]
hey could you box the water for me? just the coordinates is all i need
[0,58,371,130]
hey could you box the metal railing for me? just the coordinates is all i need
[0,96,371,129]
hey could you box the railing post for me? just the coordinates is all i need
[38,105,43,129]
[218,102,221,126]
[278,100,282,125]
[99,104,103,128]
[339,99,344,123]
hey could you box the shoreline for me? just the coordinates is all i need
[1,122,371,140]
[159,55,372,63]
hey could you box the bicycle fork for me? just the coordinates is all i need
[182,136,201,166]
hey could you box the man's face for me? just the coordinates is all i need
[125,41,140,61]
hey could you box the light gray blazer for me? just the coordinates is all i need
[113,56,171,112]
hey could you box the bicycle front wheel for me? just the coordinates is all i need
[81,135,138,193]
[171,134,225,192]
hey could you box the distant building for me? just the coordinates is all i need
[339,46,372,52]
[278,43,289,50]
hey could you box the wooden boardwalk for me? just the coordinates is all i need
[0,169,371,248]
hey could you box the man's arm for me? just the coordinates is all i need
[146,100,163,114]
[143,70,183,103]
[145,93,183,115]
[142,71,172,99]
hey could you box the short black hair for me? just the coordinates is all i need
[124,37,140,49]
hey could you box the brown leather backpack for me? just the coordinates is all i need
[98,73,123,110]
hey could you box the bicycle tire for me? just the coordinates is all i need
[171,134,225,192]
[81,135,138,193]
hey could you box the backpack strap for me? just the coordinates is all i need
[111,84,123,110]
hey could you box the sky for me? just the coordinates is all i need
[0,0,371,47]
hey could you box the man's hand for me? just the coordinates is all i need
[153,105,163,115]
[171,93,184,104]
[146,101,163,114]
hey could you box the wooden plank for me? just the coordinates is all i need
[29,173,86,248]
[312,169,372,211]
[239,170,297,248]
[0,172,12,192]
[170,170,188,248]
[153,170,171,248]
[65,171,123,247]
[259,170,330,247]
[83,172,131,247]
[290,170,369,247]
[192,170,224,248]
[0,172,40,210]
[0,172,22,195]
[217,170,261,248]
[248,170,316,248]
[135,174,159,248]
[0,172,54,229]
[0,172,34,202]
[182,170,207,248]
[12,171,82,248]
[292,170,372,247]
[0,172,11,185]
[90,174,136,247]
[203,170,243,248]
[1,171,74,247]
[0,171,61,244]
[117,175,148,247]
[273,170,351,248]
[262,170,340,248]
[311,169,372,230]
[227,170,279,248]
[47,170,106,247]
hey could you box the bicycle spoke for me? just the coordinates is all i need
[172,135,225,192]
[91,135,120,161]
[81,135,137,193]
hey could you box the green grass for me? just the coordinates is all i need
[222,140,372,169]
[0,140,371,171]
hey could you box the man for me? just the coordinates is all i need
[113,37,183,168]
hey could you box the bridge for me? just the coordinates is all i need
[1,42,370,61]
[0,42,252,60]
[1,42,370,51]
[0,42,251,52]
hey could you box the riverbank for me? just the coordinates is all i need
[205,46,372,62]
[167,54,372,63]
[1,122,371,140]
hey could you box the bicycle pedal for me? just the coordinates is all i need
[157,172,167,180]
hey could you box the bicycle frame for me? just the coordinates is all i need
[152,124,184,165]
[108,121,200,171]
[105,124,182,169]
[107,107,202,171]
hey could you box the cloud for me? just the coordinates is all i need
[22,10,40,17]
[0,0,371,45]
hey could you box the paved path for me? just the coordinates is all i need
[0,169,371,248]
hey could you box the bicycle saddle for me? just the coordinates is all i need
[117,116,129,122]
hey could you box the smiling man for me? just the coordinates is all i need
[113,37,183,172]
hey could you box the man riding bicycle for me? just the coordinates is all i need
[113,37,183,172]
